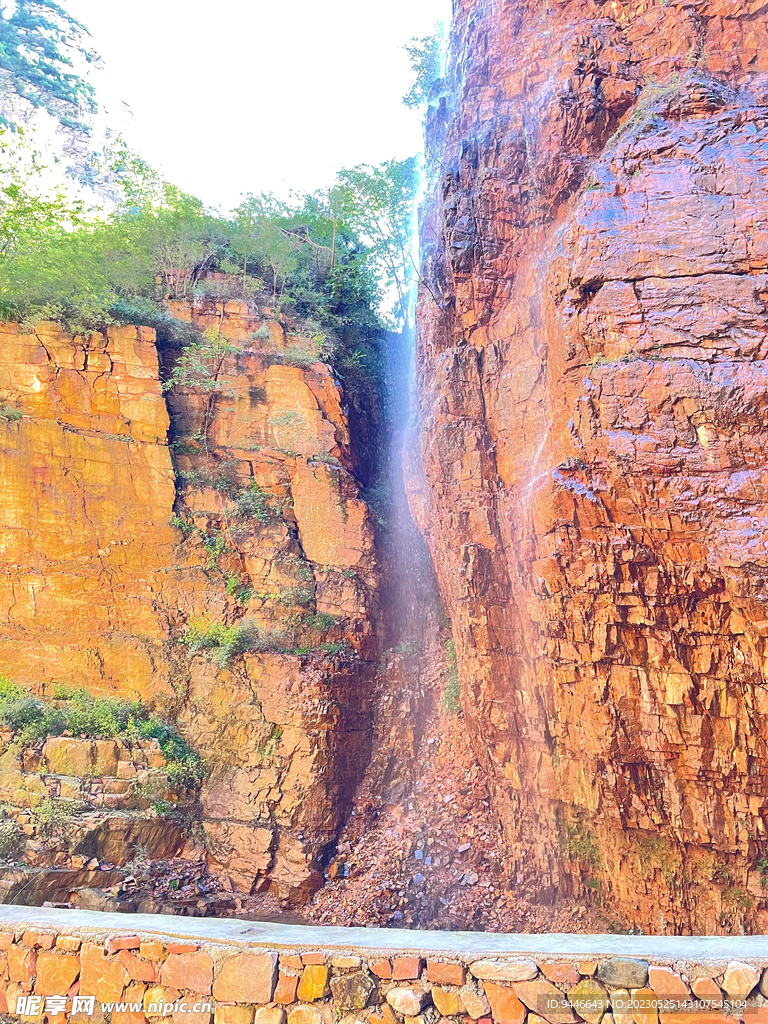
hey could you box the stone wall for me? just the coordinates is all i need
[0,910,767,1024]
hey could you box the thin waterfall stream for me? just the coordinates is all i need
[381,325,439,651]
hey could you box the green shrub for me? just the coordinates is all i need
[181,617,290,665]
[0,696,49,738]
[170,513,195,536]
[563,823,602,869]
[152,799,176,818]
[176,465,240,497]
[0,677,22,702]
[181,619,245,666]
[278,585,315,607]
[222,574,253,604]
[225,572,242,596]
[234,482,282,524]
[0,679,205,789]
[63,692,133,737]
[180,613,343,666]
[32,798,68,838]
[109,298,201,347]
[442,639,462,716]
[162,334,238,394]
[403,29,445,110]
[722,886,753,910]
[0,819,22,859]
[321,640,348,656]
[303,612,339,633]
[166,757,205,789]
[202,531,227,569]
[278,344,320,369]
[0,406,22,421]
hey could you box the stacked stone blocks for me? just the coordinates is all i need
[0,932,768,1024]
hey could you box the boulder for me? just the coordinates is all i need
[330,972,376,1011]
[597,961,649,990]
[387,988,431,1016]
[297,965,330,1002]
[212,952,278,1004]
[723,963,760,1001]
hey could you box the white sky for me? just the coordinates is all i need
[64,0,451,211]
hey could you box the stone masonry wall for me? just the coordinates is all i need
[0,913,767,1024]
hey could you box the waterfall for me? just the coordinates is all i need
[380,325,436,648]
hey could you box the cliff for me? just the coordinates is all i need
[415,0,768,932]
[0,305,381,905]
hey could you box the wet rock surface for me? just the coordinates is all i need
[300,631,626,934]
[415,0,768,933]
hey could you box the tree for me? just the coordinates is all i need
[0,125,80,257]
[142,187,229,300]
[334,158,419,328]
[75,133,166,209]
[229,194,298,301]
[402,28,444,112]
[0,0,98,132]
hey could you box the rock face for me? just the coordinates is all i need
[0,304,381,901]
[0,321,177,696]
[416,0,768,931]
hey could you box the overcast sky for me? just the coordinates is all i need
[65,0,450,211]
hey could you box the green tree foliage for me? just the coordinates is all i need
[0,126,82,255]
[402,27,444,111]
[227,193,298,300]
[334,158,419,327]
[0,0,98,131]
[0,126,418,410]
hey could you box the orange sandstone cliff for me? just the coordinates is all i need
[414,0,768,932]
[0,305,380,903]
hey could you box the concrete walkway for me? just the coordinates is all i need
[0,904,766,960]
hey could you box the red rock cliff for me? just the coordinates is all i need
[416,0,768,931]
[0,307,381,903]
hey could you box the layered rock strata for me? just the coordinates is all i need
[416,0,768,931]
[0,307,381,902]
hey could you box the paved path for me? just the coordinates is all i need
[0,905,766,960]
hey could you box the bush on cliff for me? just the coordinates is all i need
[0,818,22,859]
[0,125,418,395]
[402,28,445,112]
[442,638,462,716]
[181,613,348,667]
[0,677,205,789]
